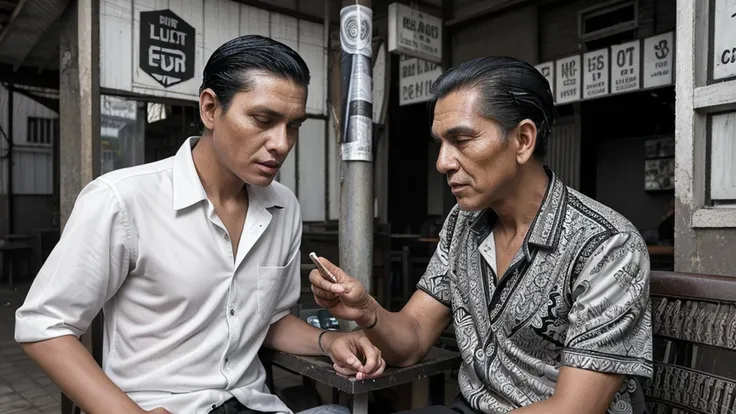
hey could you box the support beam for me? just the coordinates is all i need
[59,0,100,229]
[58,1,100,411]
[339,0,373,331]
[6,83,13,235]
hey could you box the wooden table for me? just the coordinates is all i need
[0,240,33,289]
[260,346,461,414]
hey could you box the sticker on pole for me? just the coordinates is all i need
[340,4,373,162]
[340,5,372,57]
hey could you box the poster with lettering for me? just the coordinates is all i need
[139,9,195,88]
[388,2,443,63]
[611,40,641,94]
[713,0,736,80]
[643,32,674,89]
[399,55,443,106]
[583,49,609,99]
[555,55,581,104]
[534,61,555,98]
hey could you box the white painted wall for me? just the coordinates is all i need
[0,84,57,195]
[674,0,736,274]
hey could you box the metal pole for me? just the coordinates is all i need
[7,83,13,234]
[339,0,373,331]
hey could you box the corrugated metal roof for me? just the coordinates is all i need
[0,0,68,69]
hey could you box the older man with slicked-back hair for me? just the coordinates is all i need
[310,57,653,414]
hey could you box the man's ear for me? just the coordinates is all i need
[199,88,219,131]
[514,119,538,164]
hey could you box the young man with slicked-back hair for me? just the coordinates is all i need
[16,35,382,414]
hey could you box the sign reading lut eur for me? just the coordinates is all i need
[611,41,641,94]
[713,0,736,80]
[643,32,674,88]
[139,9,195,88]
[388,2,442,64]
[399,55,443,106]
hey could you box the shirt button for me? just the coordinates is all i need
[225,357,229,363]
[230,309,235,316]
[224,233,230,241]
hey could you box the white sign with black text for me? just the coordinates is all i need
[583,49,609,99]
[611,41,641,94]
[388,2,443,63]
[643,32,674,88]
[399,56,443,106]
[534,61,555,98]
[713,0,736,80]
[555,55,581,104]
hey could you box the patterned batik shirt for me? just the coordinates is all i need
[417,168,653,414]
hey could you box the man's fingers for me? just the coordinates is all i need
[309,269,335,291]
[363,358,386,380]
[333,363,358,377]
[358,336,380,374]
[309,269,347,294]
[318,257,350,283]
[311,285,338,302]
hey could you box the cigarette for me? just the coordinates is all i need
[309,252,337,283]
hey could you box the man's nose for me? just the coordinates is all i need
[267,125,291,154]
[436,143,458,175]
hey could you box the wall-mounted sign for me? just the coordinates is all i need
[713,0,736,80]
[534,61,555,98]
[611,41,641,94]
[555,55,581,104]
[399,55,443,106]
[388,2,443,63]
[583,49,609,99]
[101,95,138,120]
[139,9,196,88]
[643,32,674,88]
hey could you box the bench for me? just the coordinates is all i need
[260,346,460,414]
[644,270,736,413]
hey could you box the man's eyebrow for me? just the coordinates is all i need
[250,106,307,124]
[250,106,284,118]
[433,125,477,140]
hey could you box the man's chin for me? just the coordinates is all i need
[240,172,277,188]
[456,197,486,212]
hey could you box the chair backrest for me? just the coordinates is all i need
[644,270,736,413]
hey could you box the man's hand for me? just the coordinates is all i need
[322,331,386,380]
[146,408,173,414]
[309,257,376,327]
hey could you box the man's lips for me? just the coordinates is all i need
[257,161,281,174]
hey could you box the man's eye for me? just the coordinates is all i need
[254,116,272,125]
[288,123,303,130]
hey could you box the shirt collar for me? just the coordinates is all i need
[470,166,567,259]
[172,136,285,211]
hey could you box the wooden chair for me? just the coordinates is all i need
[644,270,736,413]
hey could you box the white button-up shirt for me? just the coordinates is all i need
[15,137,302,414]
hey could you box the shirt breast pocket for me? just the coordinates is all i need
[256,265,289,321]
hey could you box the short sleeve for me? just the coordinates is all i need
[416,206,461,307]
[15,178,134,342]
[562,231,653,379]
[268,207,302,324]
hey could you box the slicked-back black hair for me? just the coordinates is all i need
[200,34,311,112]
[430,56,557,159]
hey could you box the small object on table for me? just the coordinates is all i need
[260,346,460,414]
